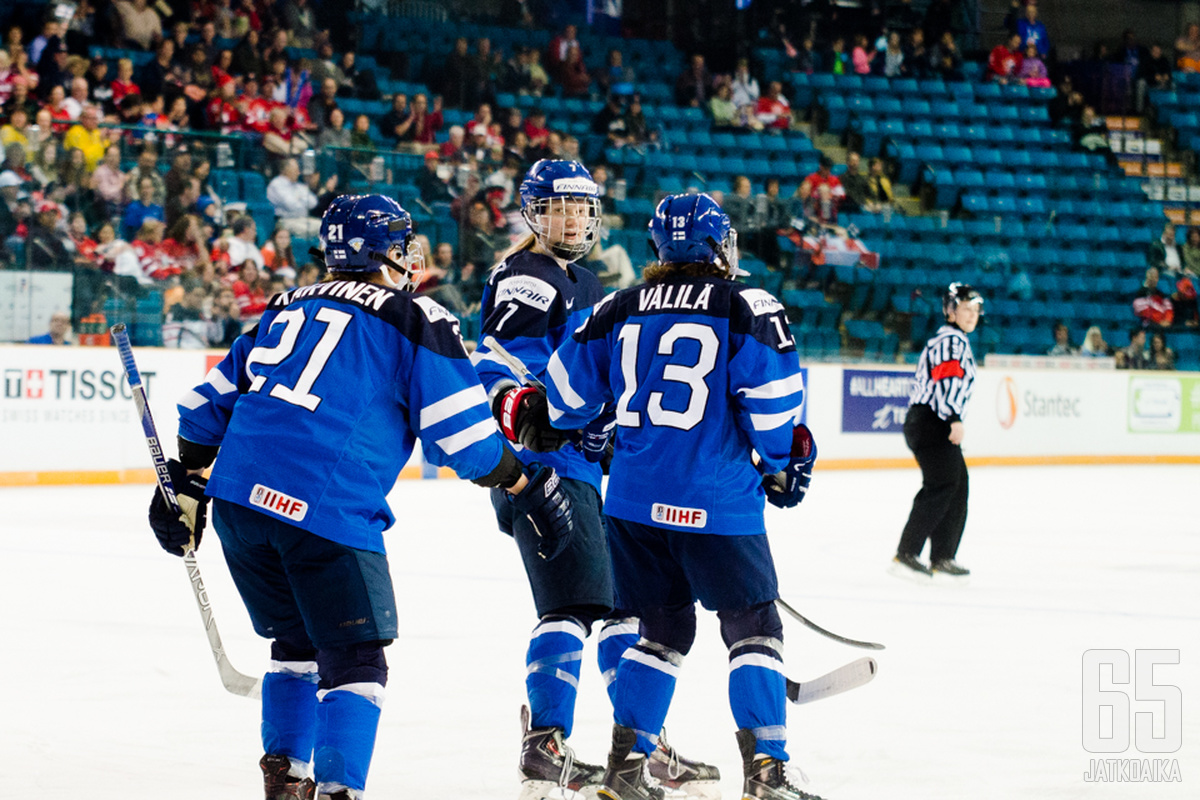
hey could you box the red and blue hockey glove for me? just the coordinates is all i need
[495,385,572,452]
[148,459,210,556]
[510,465,574,561]
[763,424,817,509]
[577,408,617,463]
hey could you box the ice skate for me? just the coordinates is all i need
[648,728,720,799]
[260,754,315,800]
[518,705,605,800]
[597,724,688,800]
[736,730,827,800]
[888,553,932,583]
[931,558,970,582]
[316,790,358,800]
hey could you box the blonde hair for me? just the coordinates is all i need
[495,233,537,269]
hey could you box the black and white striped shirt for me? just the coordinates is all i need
[909,324,976,422]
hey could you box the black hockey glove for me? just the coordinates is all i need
[577,408,617,464]
[763,424,818,509]
[495,385,572,452]
[148,459,210,556]
[509,465,574,561]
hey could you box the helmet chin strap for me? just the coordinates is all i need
[369,250,417,292]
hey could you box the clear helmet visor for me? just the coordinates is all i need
[523,195,602,261]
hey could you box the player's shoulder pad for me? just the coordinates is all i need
[491,252,561,312]
[571,291,618,340]
[732,285,795,353]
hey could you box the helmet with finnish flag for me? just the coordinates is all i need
[649,192,742,277]
[319,194,425,290]
[518,159,602,261]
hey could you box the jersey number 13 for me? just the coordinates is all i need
[615,322,718,431]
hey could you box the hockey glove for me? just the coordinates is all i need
[495,385,572,452]
[509,465,574,561]
[763,424,818,509]
[148,459,210,556]
[577,408,617,464]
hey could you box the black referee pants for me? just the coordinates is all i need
[896,403,969,563]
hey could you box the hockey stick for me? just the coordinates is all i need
[786,657,877,705]
[480,335,547,391]
[112,323,262,699]
[775,598,886,651]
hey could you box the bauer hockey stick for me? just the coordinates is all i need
[112,323,262,699]
[786,657,877,705]
[480,335,547,391]
[775,598,886,651]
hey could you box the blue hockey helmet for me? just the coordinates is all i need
[319,194,425,290]
[518,159,602,261]
[649,192,742,277]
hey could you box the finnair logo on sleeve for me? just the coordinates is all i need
[551,178,598,196]
[652,503,708,529]
[740,288,784,316]
[250,484,308,522]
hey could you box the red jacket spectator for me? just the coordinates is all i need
[755,82,792,130]
[987,35,1024,82]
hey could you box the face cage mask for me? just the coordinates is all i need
[523,195,602,262]
[708,227,745,279]
[373,237,425,292]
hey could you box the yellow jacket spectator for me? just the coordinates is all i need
[62,108,108,171]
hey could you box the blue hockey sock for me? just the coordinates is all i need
[313,687,384,791]
[526,617,586,736]
[728,637,788,762]
[261,666,319,761]
[597,617,639,705]
[612,640,683,755]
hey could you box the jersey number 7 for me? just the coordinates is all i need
[245,306,353,412]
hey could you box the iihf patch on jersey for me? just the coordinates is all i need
[652,502,708,528]
[250,484,308,522]
[496,275,555,311]
[739,288,784,316]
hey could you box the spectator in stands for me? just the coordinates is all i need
[1079,325,1113,357]
[930,31,964,80]
[231,258,268,323]
[67,211,98,266]
[1147,221,1181,274]
[27,202,72,269]
[1046,321,1077,355]
[1149,331,1176,370]
[62,76,89,120]
[263,107,306,158]
[124,147,163,205]
[755,80,792,131]
[523,108,549,150]
[1074,105,1116,165]
[417,150,454,204]
[483,155,522,210]
[460,198,506,300]
[1018,41,1050,87]
[560,44,591,98]
[724,175,756,236]
[225,216,263,270]
[116,0,163,51]
[308,77,339,132]
[841,151,869,212]
[988,33,1024,83]
[592,93,625,140]
[0,107,29,153]
[27,310,72,345]
[208,283,242,344]
[1182,226,1200,273]
[731,58,759,109]
[799,155,845,206]
[1117,328,1148,369]
[163,278,213,348]
[441,37,472,109]
[882,32,906,77]
[676,54,712,108]
[1171,258,1198,326]
[709,82,737,129]
[37,38,71,99]
[138,39,176,103]
[84,57,111,110]
[439,124,467,162]
[280,0,318,49]
[131,218,179,283]
[261,225,298,275]
[1014,1,1051,58]
[415,238,469,315]
[29,20,60,66]
[851,34,876,75]
[12,49,39,96]
[231,29,264,78]
[161,214,212,274]
[1133,266,1174,328]
[122,175,165,238]
[1136,44,1173,111]
[595,49,634,97]
[165,175,203,228]
[267,157,332,237]
[8,79,38,121]
[317,107,350,150]
[1175,22,1200,72]
[523,48,549,96]
[404,93,442,146]
[623,95,654,149]
[546,24,578,82]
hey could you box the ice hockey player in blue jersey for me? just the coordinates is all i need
[146,194,575,800]
[542,193,827,800]
[472,160,718,799]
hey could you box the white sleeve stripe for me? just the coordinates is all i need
[623,648,681,678]
[205,366,237,395]
[419,385,489,430]
[749,402,806,431]
[737,372,806,400]
[547,351,587,410]
[434,417,499,455]
[178,389,208,410]
[729,653,787,674]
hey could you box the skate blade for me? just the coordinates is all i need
[931,570,971,586]
[518,780,592,800]
[670,779,720,800]
[887,561,933,584]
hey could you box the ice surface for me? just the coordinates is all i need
[2,465,1197,799]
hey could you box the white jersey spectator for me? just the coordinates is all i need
[266,159,321,237]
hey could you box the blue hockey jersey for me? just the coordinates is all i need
[543,276,806,535]
[177,280,507,553]
[472,248,606,490]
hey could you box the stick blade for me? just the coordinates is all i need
[786,657,877,705]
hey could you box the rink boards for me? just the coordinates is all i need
[1,343,1198,485]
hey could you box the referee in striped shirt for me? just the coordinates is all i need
[891,283,982,581]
